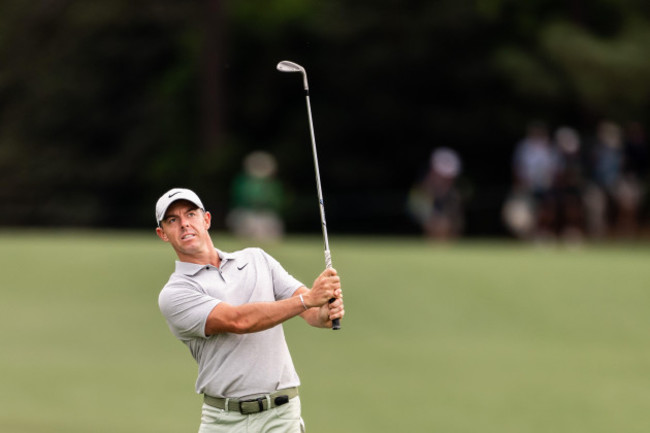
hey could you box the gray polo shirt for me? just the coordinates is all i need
[158,247,305,398]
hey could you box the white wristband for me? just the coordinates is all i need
[299,294,308,310]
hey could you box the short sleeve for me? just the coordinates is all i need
[158,281,220,340]
[258,249,304,301]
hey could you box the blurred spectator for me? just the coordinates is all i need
[226,151,285,241]
[623,121,649,180]
[615,121,648,237]
[504,120,558,240]
[408,147,464,240]
[550,126,586,243]
[583,121,624,239]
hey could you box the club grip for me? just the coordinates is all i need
[324,250,341,330]
[329,298,341,330]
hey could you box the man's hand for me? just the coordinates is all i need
[304,268,341,308]
[298,268,344,328]
[319,292,344,326]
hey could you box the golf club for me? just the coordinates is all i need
[277,60,340,330]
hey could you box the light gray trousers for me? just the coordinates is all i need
[198,396,305,433]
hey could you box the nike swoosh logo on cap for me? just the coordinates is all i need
[168,191,181,198]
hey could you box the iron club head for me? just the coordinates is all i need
[277,60,309,90]
[276,60,305,73]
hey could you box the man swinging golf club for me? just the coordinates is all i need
[155,188,344,433]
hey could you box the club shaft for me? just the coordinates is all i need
[304,91,331,261]
[303,85,340,330]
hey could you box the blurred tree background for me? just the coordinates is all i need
[1,0,649,235]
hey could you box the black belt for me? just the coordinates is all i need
[203,387,299,415]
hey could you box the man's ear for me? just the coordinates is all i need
[156,226,169,242]
[203,211,212,230]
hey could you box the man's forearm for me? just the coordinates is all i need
[300,306,331,328]
[205,296,307,335]
[293,287,335,328]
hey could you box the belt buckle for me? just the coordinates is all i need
[239,397,265,414]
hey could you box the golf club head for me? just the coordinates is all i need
[276,60,304,73]
[277,60,309,90]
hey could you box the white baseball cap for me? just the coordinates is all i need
[431,147,461,178]
[155,188,205,226]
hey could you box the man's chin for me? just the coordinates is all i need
[174,240,201,255]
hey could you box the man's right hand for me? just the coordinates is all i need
[304,268,341,308]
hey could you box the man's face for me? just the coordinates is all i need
[156,200,212,258]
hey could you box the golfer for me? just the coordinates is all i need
[155,188,344,433]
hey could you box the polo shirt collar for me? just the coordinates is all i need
[174,248,238,276]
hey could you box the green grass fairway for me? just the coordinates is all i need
[1,231,649,433]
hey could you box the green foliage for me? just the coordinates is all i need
[1,1,650,230]
[492,46,563,100]
[226,0,314,35]
[542,19,650,116]
[489,7,650,118]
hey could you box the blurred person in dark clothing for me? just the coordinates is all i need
[615,121,649,236]
[623,122,649,181]
[408,147,464,240]
[584,121,624,238]
[550,126,586,243]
